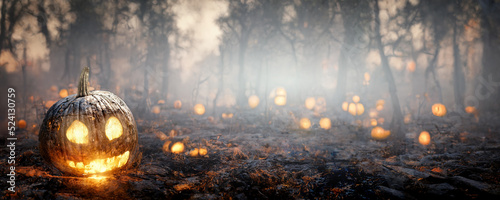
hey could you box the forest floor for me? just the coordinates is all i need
[1,108,500,199]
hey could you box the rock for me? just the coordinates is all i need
[426,183,456,195]
[378,186,416,200]
[452,176,491,192]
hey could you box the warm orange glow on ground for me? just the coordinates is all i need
[67,151,130,174]
[171,142,185,154]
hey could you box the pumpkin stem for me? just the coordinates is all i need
[77,66,90,97]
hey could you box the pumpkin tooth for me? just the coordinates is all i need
[68,161,76,168]
[76,162,84,169]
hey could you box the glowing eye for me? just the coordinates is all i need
[105,116,123,140]
[66,120,89,144]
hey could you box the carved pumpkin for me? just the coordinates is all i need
[432,103,447,117]
[274,87,287,106]
[18,119,27,129]
[39,67,140,176]
[348,102,364,116]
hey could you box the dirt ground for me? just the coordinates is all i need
[1,108,500,199]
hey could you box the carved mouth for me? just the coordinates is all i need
[67,151,130,174]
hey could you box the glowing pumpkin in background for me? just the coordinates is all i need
[59,89,68,98]
[152,106,161,114]
[222,113,234,119]
[18,119,27,129]
[376,99,385,111]
[274,87,287,106]
[174,100,182,109]
[305,97,316,110]
[248,95,260,109]
[371,126,390,140]
[370,119,377,126]
[348,102,365,116]
[194,104,206,115]
[299,118,311,129]
[432,103,447,117]
[465,106,476,114]
[419,131,431,145]
[39,67,140,176]
[342,101,349,111]
[352,95,360,103]
[157,100,165,105]
[45,100,56,108]
[407,61,416,72]
[189,148,208,157]
[319,118,331,130]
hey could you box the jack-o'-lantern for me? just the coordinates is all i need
[418,131,431,145]
[194,104,205,115]
[174,100,182,109]
[371,126,390,140]
[157,100,165,105]
[248,95,260,109]
[432,103,447,117]
[305,97,316,110]
[189,148,208,157]
[299,118,311,129]
[171,142,185,154]
[39,67,140,176]
[319,118,331,130]
[465,106,476,114]
[370,119,377,126]
[222,113,234,119]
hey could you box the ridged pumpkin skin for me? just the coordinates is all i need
[39,67,139,176]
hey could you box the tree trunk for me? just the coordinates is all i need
[161,43,170,98]
[237,31,249,106]
[452,9,465,112]
[213,45,224,116]
[478,0,500,113]
[374,0,404,139]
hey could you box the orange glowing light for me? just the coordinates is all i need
[248,95,260,109]
[348,103,364,116]
[45,100,57,108]
[305,97,316,110]
[371,126,390,140]
[194,104,205,115]
[152,106,161,114]
[174,100,182,109]
[319,118,331,130]
[157,100,165,104]
[353,96,360,103]
[18,120,27,129]
[342,101,349,111]
[419,131,431,145]
[67,151,130,174]
[364,73,370,82]
[370,119,377,126]
[274,96,287,106]
[465,106,476,114]
[299,118,311,129]
[171,142,185,154]
[59,89,68,98]
[432,103,447,117]
[407,61,416,72]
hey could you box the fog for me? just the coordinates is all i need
[0,0,498,135]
